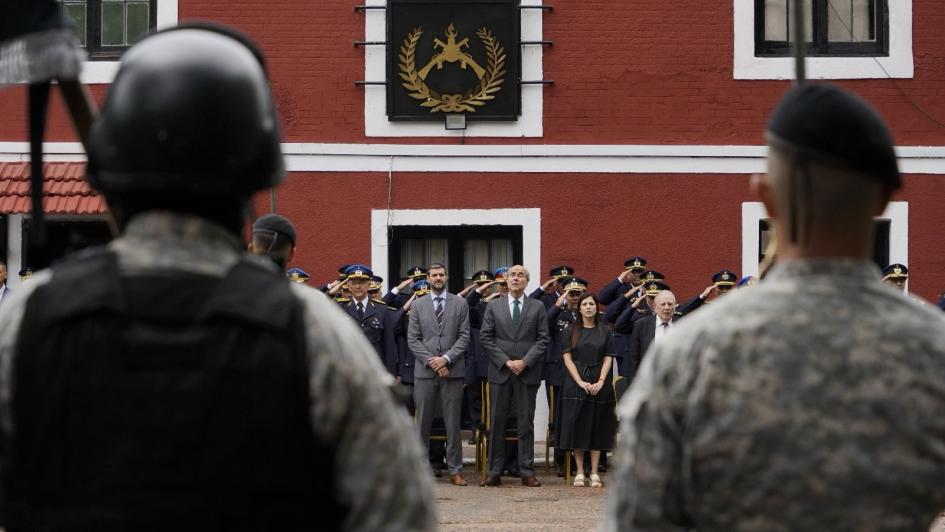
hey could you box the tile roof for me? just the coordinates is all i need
[0,162,105,214]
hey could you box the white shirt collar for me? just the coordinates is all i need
[352,295,369,306]
[508,293,526,312]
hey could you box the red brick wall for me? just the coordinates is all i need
[255,171,945,305]
[2,0,944,145]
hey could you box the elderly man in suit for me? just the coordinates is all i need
[479,264,551,487]
[408,263,471,486]
[627,290,676,375]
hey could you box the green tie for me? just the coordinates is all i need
[512,299,521,330]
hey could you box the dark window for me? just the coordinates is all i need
[755,0,888,57]
[389,225,522,294]
[56,0,156,60]
[21,219,113,269]
[758,219,890,268]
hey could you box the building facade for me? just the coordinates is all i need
[1,0,943,305]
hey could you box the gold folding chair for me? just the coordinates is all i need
[544,385,555,473]
[478,381,519,481]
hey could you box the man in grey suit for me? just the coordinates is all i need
[479,264,551,487]
[0,261,10,306]
[407,263,471,486]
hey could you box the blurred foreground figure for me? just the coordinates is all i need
[0,25,434,532]
[603,83,945,532]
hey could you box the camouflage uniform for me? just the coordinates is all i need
[603,259,945,532]
[0,212,437,532]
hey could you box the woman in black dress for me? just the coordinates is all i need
[557,293,617,487]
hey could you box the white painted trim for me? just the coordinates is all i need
[5,142,945,174]
[362,0,543,137]
[370,207,542,294]
[741,201,908,279]
[78,0,179,84]
[733,0,914,79]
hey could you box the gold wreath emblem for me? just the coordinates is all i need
[398,25,506,113]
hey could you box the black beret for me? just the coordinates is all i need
[765,83,900,189]
[252,213,296,245]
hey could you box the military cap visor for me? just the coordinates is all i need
[550,265,575,279]
[563,277,589,293]
[344,264,373,280]
[883,263,909,279]
[623,257,647,271]
[765,83,900,189]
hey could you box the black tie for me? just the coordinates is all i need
[357,302,365,320]
[435,297,444,325]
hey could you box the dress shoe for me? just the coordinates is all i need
[521,476,541,487]
[450,474,468,486]
[480,476,501,487]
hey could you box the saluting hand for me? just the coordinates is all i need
[700,283,718,300]
[618,269,633,283]
[476,280,496,294]
[541,277,556,293]
[403,293,417,312]
[624,283,644,299]
[555,291,569,308]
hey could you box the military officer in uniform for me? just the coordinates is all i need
[611,272,668,335]
[339,264,399,377]
[599,257,647,305]
[675,269,738,316]
[286,267,310,284]
[530,265,576,309]
[459,269,496,440]
[384,266,427,309]
[0,24,434,531]
[881,263,908,292]
[605,83,945,531]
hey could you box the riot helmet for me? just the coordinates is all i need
[87,23,285,198]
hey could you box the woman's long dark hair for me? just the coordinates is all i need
[570,292,604,350]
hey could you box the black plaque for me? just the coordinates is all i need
[387,0,520,121]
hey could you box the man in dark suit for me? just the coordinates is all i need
[627,290,676,375]
[479,265,551,487]
[408,263,471,486]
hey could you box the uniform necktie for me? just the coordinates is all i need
[512,299,521,330]
[435,296,444,325]
[356,302,365,320]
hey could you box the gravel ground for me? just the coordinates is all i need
[435,468,606,532]
[433,436,945,531]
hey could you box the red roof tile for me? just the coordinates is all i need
[0,162,106,215]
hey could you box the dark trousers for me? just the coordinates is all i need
[487,378,539,478]
[466,378,484,428]
[545,384,564,468]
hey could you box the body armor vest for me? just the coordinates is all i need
[5,250,346,531]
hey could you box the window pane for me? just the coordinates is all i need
[101,1,125,46]
[828,0,876,42]
[126,2,150,44]
[764,0,812,42]
[63,2,88,47]
[764,0,788,41]
[464,239,490,284]
[490,239,512,272]
[426,239,448,271]
[402,239,426,277]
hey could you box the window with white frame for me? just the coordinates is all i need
[56,0,156,60]
[733,0,912,79]
[756,0,887,57]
